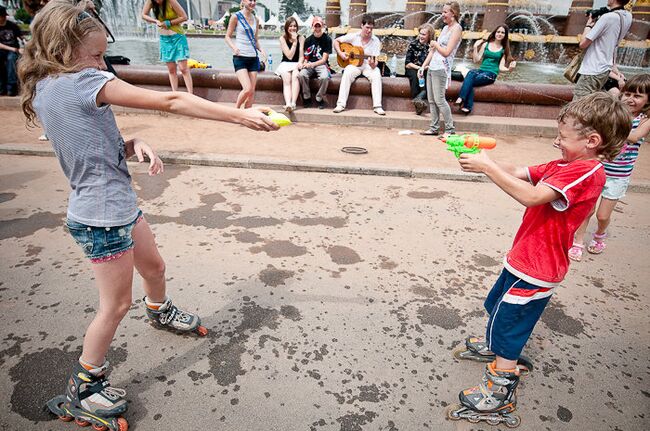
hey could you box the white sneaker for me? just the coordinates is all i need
[38,134,49,141]
[333,105,345,113]
[373,107,386,116]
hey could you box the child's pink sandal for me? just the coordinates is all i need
[587,232,607,254]
[568,243,584,262]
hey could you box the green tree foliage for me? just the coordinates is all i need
[279,0,318,20]
[14,7,31,24]
[223,5,243,30]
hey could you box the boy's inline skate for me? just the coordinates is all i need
[447,361,521,428]
[453,336,533,375]
[46,361,128,431]
[145,296,208,336]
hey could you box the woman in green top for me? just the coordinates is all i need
[142,0,194,94]
[455,25,516,114]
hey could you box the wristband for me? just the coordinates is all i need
[165,20,171,28]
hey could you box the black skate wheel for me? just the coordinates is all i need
[445,404,462,421]
[505,414,521,428]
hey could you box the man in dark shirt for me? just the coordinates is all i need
[296,16,332,109]
[0,6,23,96]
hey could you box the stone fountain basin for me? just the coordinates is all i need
[115,65,573,119]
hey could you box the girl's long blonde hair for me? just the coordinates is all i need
[18,0,105,127]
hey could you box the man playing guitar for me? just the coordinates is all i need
[333,14,385,115]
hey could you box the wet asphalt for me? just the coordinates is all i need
[0,155,648,431]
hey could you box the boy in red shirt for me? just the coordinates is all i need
[447,92,632,427]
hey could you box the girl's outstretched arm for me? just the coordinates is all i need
[98,78,279,131]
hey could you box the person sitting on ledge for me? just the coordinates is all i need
[332,14,385,116]
[275,16,304,113]
[405,24,434,115]
[296,16,331,110]
[455,24,516,115]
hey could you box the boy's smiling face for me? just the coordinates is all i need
[554,118,602,162]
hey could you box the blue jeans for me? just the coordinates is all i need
[0,50,18,94]
[458,69,496,112]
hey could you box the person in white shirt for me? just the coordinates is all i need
[332,14,385,116]
[573,0,632,100]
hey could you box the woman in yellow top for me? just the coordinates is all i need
[142,0,193,94]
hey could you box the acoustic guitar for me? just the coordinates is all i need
[337,42,387,68]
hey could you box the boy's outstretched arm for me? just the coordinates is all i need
[459,151,561,207]
[98,78,279,131]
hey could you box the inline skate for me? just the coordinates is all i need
[453,336,533,375]
[145,296,208,336]
[46,361,128,430]
[447,361,521,428]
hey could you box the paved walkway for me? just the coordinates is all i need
[1,98,649,192]
[1,155,649,431]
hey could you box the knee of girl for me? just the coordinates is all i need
[178,64,189,74]
[596,212,610,225]
[101,300,132,322]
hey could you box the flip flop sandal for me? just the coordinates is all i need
[568,243,584,262]
[587,233,607,254]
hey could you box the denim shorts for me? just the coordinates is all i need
[601,176,630,200]
[233,55,260,72]
[65,210,143,263]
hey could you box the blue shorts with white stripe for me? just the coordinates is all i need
[484,268,553,361]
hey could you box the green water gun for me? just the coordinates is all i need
[442,134,497,158]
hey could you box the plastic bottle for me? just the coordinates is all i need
[268,53,273,69]
[418,69,425,87]
[390,54,397,78]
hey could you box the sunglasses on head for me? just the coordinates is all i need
[77,8,115,43]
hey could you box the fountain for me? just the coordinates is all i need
[100,0,203,39]
[329,0,649,68]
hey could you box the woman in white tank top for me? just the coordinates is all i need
[420,1,462,137]
[225,0,267,108]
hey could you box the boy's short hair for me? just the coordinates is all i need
[621,73,650,114]
[558,93,631,162]
[361,14,374,27]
